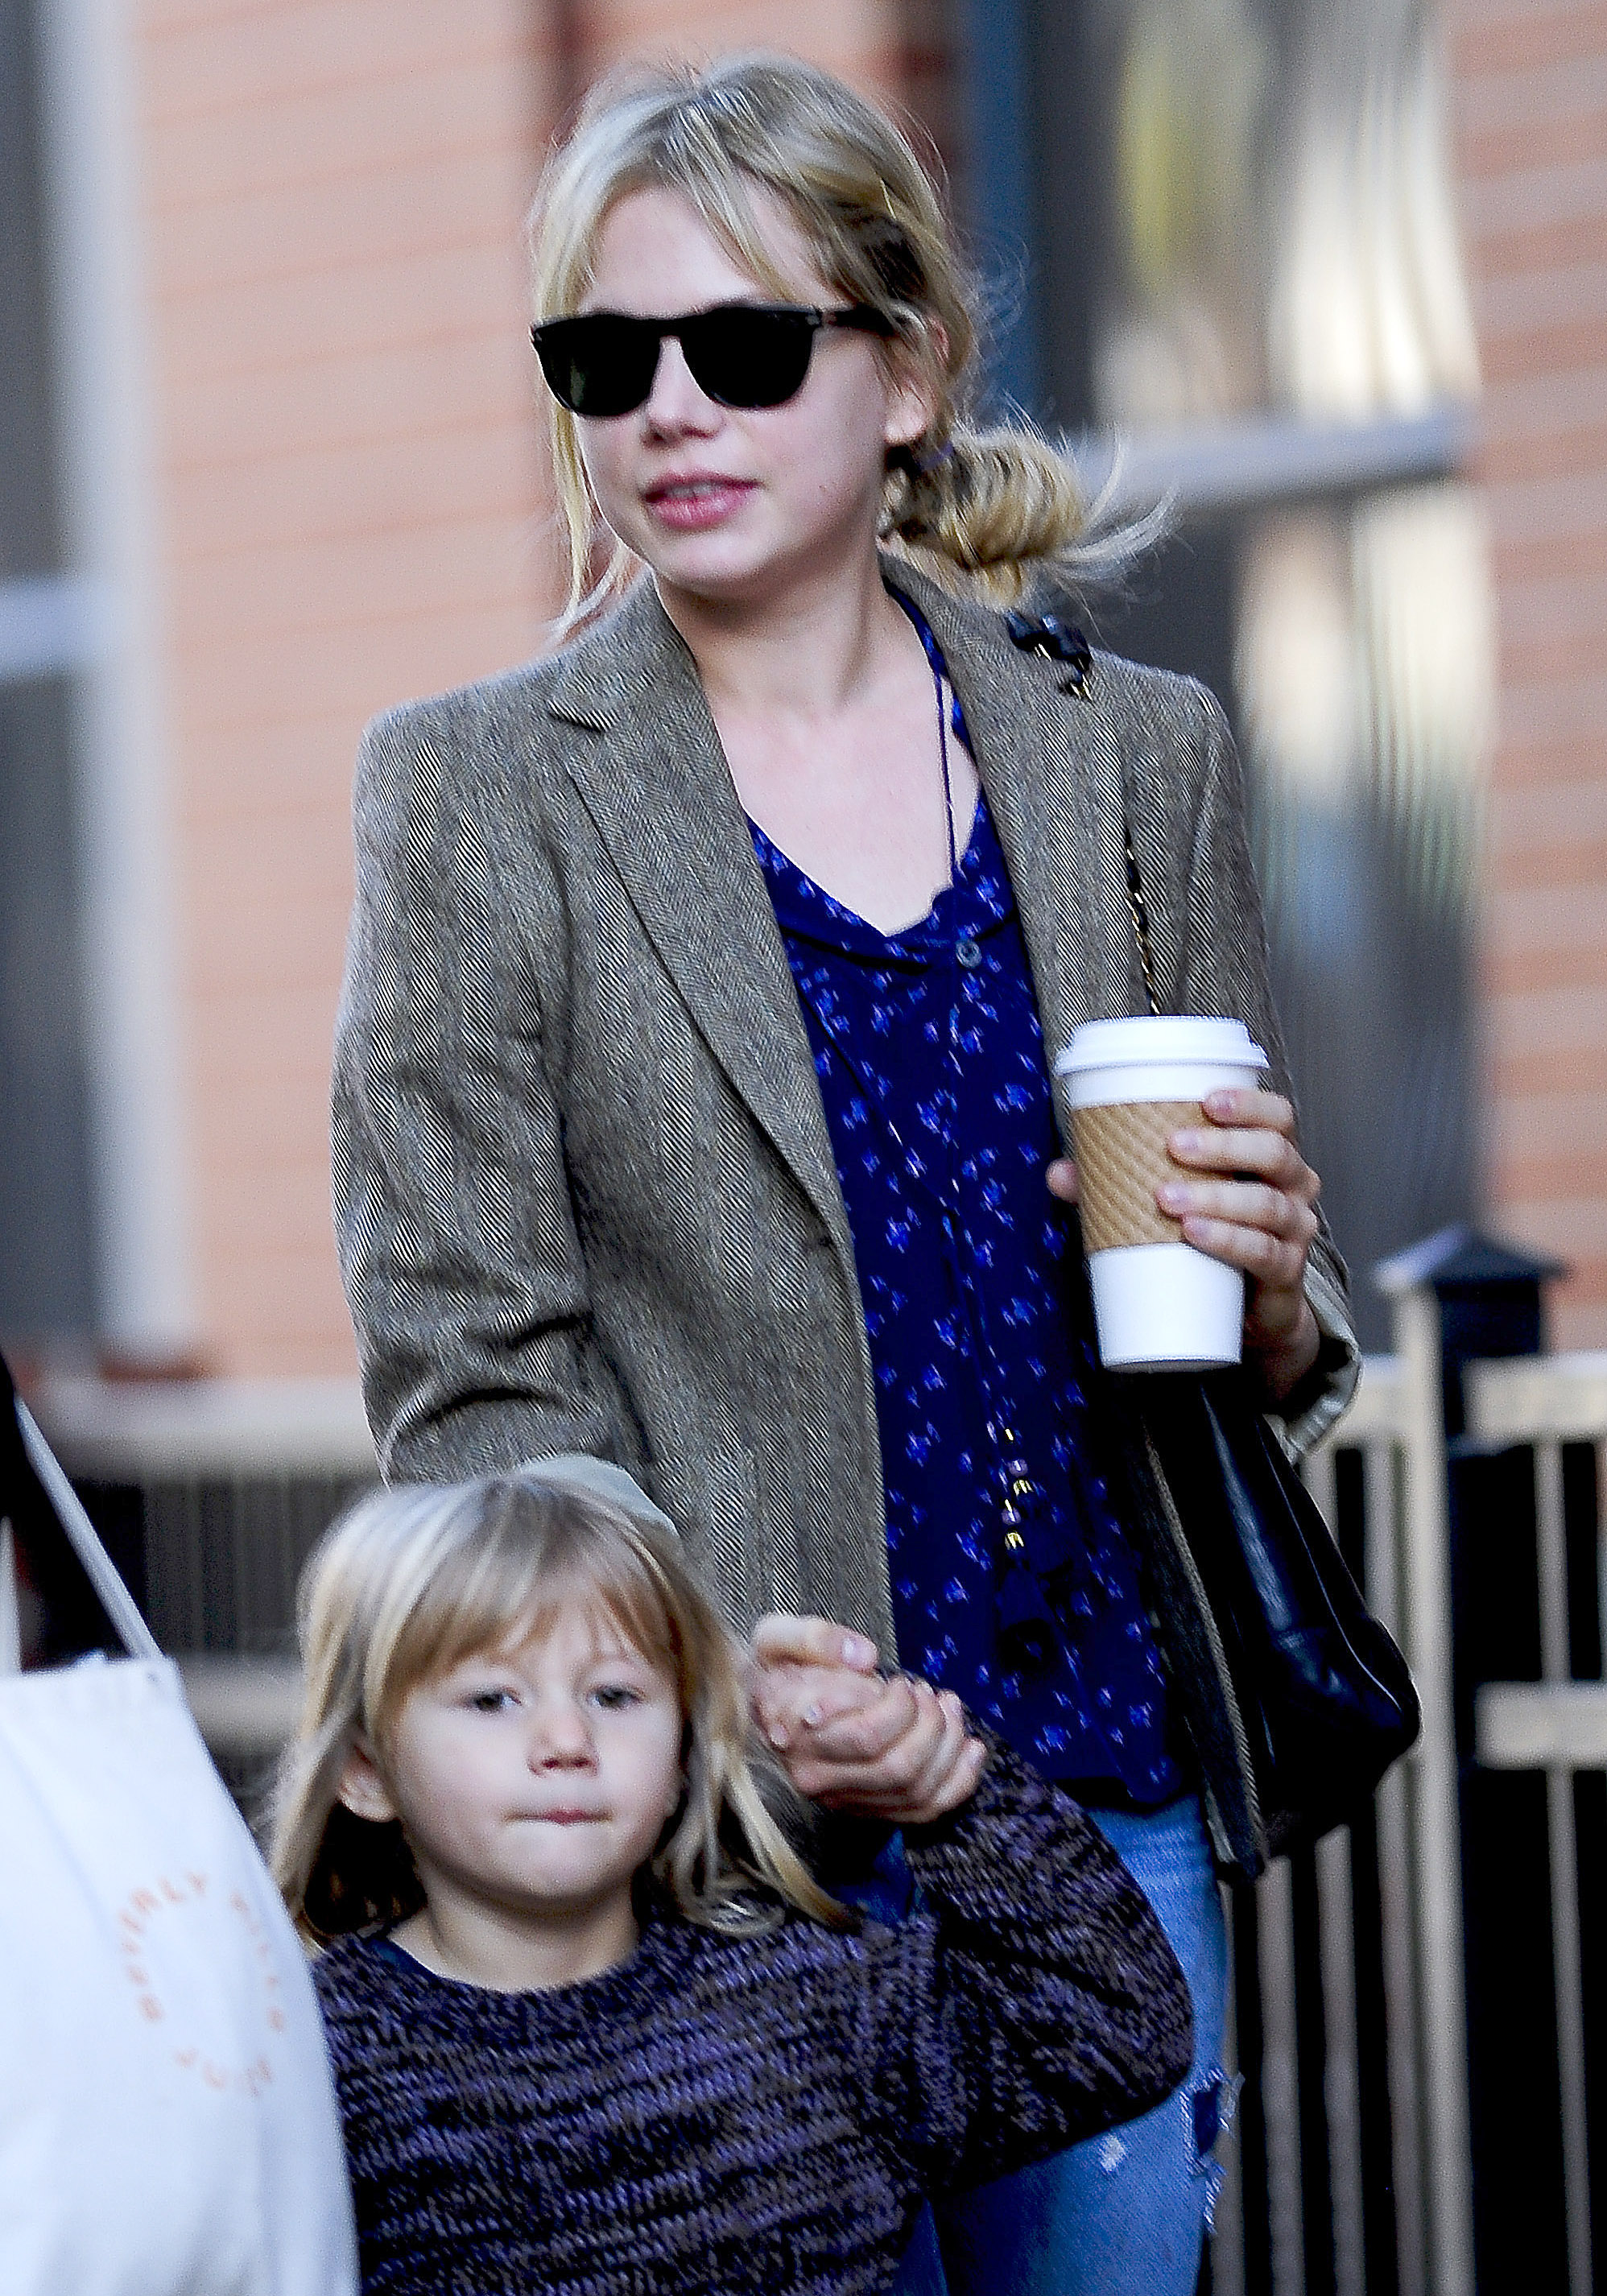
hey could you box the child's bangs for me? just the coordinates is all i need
[371,1489,683,1740]
[523,1565,682,1682]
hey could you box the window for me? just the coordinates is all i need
[0,0,190,1361]
[0,0,97,1341]
[961,0,1490,1342]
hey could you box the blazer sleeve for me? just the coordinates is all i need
[332,700,639,1485]
[852,1743,1193,2196]
[1147,679,1359,1455]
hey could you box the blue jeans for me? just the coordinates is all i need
[887,1793,1232,2296]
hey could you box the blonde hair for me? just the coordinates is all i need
[270,1467,844,1943]
[528,52,1103,627]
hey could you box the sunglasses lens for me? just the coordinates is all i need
[534,316,661,417]
[533,306,833,415]
[683,308,815,407]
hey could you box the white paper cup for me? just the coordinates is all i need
[1053,1016,1270,1371]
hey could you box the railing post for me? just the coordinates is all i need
[1377,1224,1569,2295]
[1534,1435,1593,2296]
[1363,1430,1427,2296]
[1378,1272,1475,2296]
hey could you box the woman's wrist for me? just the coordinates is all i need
[1248,1296,1322,1406]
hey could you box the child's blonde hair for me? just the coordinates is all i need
[270,1463,843,1943]
[529,51,1107,627]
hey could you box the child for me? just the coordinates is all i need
[272,1461,1192,2296]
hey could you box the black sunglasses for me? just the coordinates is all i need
[529,301,892,418]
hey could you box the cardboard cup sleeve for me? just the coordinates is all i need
[1068,1099,1200,1255]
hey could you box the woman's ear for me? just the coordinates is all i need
[337,1734,399,1825]
[882,320,948,452]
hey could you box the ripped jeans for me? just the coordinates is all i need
[891,1790,1233,2296]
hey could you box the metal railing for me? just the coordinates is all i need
[1465,1355,1607,2296]
[1212,1289,1605,2295]
[1208,1332,1465,2296]
[1211,1352,1412,2296]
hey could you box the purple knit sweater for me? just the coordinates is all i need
[312,1747,1192,2295]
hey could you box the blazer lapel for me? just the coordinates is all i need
[898,568,1137,1095]
[546,583,853,1253]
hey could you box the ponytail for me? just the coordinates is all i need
[883,423,1099,605]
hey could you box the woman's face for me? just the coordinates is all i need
[572,184,933,610]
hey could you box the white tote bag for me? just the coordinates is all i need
[0,1406,357,2296]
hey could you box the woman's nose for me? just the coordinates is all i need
[642,333,719,434]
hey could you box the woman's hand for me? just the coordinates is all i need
[1047,1085,1322,1405]
[749,1614,986,1824]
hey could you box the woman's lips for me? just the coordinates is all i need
[533,1808,603,1825]
[643,475,756,531]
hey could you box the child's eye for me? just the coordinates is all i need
[466,1687,519,1713]
[590,1683,642,1712]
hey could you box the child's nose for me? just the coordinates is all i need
[529,1698,595,1767]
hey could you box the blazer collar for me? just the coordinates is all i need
[543,561,1126,1216]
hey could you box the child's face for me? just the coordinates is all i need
[351,1603,684,1951]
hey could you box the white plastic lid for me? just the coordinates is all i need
[1052,1014,1268,1076]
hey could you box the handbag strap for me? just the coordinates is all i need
[1,1525,18,1675]
[8,1390,160,1662]
[1122,824,1163,1018]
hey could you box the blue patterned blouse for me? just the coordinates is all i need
[748,611,1183,1802]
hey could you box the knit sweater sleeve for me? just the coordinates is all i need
[853,1744,1194,2193]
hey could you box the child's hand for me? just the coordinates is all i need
[749,1614,987,1824]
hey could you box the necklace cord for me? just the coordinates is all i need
[928,659,1044,1555]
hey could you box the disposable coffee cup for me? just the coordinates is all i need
[1053,1015,1270,1372]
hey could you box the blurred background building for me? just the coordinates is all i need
[1,0,1602,1377]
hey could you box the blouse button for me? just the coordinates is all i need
[956,935,982,970]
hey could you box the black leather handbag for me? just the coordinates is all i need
[1112,811,1419,1852]
[1141,1370,1419,1852]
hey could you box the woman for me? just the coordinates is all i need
[331,52,1357,2296]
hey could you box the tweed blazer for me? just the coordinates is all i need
[333,560,1359,1874]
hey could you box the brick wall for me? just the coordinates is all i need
[1449,0,1607,1345]
[576,0,903,87]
